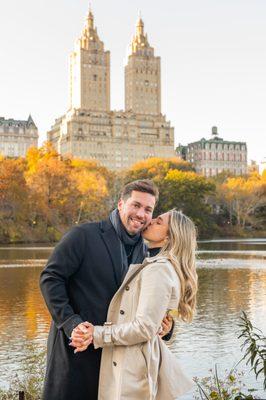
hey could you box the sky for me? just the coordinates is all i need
[0,0,265,164]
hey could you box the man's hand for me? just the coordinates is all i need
[159,314,173,338]
[69,322,94,353]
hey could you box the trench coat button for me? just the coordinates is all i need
[120,310,125,315]
[113,361,117,366]
[125,285,130,291]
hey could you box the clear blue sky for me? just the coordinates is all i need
[0,0,265,163]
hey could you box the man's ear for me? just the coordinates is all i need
[117,198,123,211]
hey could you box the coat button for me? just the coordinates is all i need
[120,310,125,315]
[113,361,117,366]
[125,285,130,291]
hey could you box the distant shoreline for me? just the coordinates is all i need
[0,230,265,245]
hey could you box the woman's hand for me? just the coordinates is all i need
[69,321,94,353]
[159,314,173,338]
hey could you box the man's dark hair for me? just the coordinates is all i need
[121,179,159,202]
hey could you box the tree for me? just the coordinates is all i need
[158,170,216,236]
[122,157,194,183]
[25,144,78,239]
[219,172,266,228]
[25,146,116,239]
[70,159,115,222]
[0,157,29,242]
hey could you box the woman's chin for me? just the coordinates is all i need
[141,233,149,240]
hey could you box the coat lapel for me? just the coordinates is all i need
[112,260,148,301]
[116,256,167,294]
[100,219,123,288]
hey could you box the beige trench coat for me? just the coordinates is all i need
[93,256,194,400]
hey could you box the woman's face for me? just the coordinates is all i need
[142,212,169,244]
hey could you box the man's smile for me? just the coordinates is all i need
[129,217,145,228]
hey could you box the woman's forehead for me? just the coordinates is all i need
[157,212,169,222]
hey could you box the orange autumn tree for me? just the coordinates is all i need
[25,144,78,239]
[25,144,115,240]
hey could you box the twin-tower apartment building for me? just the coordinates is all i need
[47,8,175,170]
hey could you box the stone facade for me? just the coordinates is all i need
[47,8,175,170]
[0,115,38,157]
[176,127,247,177]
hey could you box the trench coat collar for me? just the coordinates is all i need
[119,255,170,293]
[100,219,123,288]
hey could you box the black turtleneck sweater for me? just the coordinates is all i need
[148,247,161,257]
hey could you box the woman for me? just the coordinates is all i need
[71,210,198,400]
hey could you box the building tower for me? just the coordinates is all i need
[125,16,161,115]
[47,8,175,169]
[69,7,110,112]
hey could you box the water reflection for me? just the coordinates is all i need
[0,239,265,398]
[198,238,266,252]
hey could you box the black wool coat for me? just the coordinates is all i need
[40,219,146,400]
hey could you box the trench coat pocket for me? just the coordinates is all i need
[156,339,194,400]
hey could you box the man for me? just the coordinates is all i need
[40,179,173,400]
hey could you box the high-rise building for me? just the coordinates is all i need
[47,8,175,170]
[125,17,161,115]
[176,127,247,177]
[69,9,110,112]
[0,115,38,157]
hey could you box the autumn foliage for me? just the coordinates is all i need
[0,147,265,243]
[0,144,115,242]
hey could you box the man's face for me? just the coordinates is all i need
[118,190,156,235]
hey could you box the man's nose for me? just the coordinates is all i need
[135,208,145,219]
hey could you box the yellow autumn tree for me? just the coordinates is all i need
[70,159,114,222]
[122,157,194,184]
[220,172,266,227]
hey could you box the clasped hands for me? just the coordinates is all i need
[69,314,173,354]
[69,321,94,354]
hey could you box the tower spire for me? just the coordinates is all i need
[87,2,94,29]
[130,13,151,54]
[136,12,144,36]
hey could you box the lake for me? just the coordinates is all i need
[0,238,265,398]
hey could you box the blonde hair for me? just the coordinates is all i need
[159,210,198,323]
